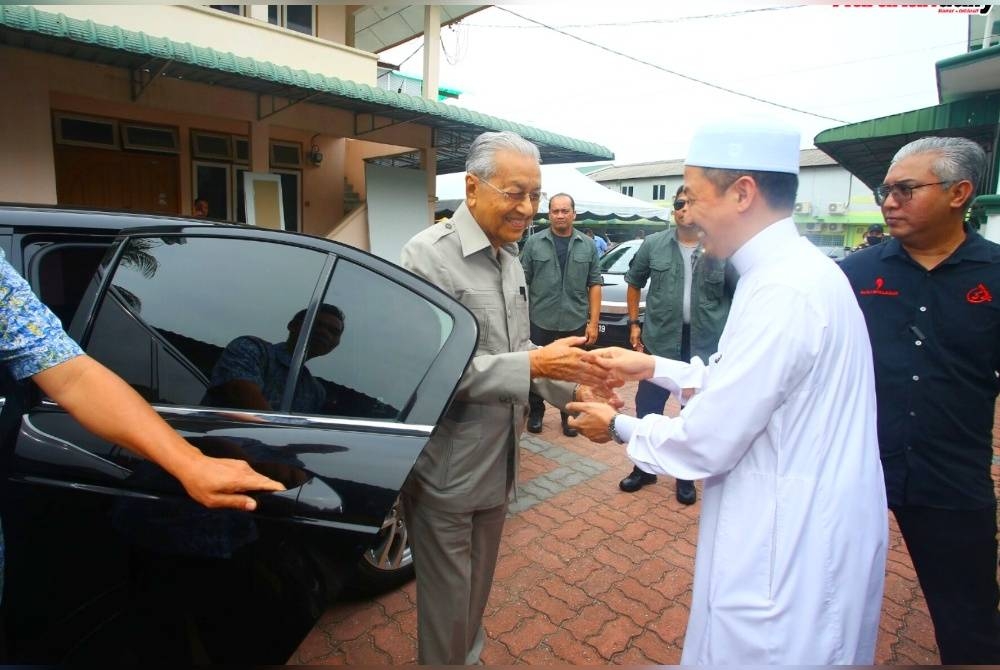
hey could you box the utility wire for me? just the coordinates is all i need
[472,5,808,29]
[495,6,850,124]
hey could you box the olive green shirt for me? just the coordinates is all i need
[625,229,736,360]
[520,227,602,332]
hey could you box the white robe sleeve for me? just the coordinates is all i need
[625,282,824,481]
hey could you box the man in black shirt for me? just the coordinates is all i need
[840,136,1000,664]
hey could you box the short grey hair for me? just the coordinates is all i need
[465,131,541,179]
[891,137,986,211]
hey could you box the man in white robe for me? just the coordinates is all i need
[568,118,888,664]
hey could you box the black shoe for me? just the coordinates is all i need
[619,466,657,493]
[527,415,543,433]
[561,415,578,438]
[676,479,697,505]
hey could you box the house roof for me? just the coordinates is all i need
[588,148,837,182]
[0,5,612,173]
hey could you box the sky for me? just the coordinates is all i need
[378,2,973,167]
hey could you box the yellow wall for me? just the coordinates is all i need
[45,5,378,85]
[0,46,436,247]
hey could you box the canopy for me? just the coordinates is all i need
[435,164,672,222]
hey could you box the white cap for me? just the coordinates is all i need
[685,118,800,175]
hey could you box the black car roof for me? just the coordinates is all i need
[0,203,227,233]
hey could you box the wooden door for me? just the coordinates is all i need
[55,145,179,215]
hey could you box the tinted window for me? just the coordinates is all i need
[297,259,453,421]
[31,243,111,329]
[85,236,327,408]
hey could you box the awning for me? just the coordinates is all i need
[814,95,1000,189]
[0,5,613,173]
[936,42,1000,104]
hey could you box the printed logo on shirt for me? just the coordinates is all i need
[859,276,900,297]
[966,282,993,304]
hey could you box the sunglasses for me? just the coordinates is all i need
[673,199,687,211]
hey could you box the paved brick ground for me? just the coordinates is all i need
[291,386,1000,665]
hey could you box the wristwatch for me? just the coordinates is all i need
[627,319,641,327]
[607,413,626,444]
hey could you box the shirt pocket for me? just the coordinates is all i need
[698,264,725,305]
[567,246,593,287]
[460,289,502,354]
[649,257,675,295]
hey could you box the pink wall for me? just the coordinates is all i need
[1,46,434,242]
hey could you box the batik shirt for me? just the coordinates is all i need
[0,251,83,379]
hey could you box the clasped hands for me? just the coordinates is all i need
[529,340,660,442]
[566,346,659,443]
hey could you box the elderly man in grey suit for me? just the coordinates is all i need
[400,131,617,665]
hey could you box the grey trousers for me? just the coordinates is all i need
[401,493,507,665]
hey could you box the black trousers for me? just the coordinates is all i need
[893,504,1000,663]
[528,322,585,422]
[632,325,691,485]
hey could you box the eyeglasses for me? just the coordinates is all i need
[673,199,688,211]
[476,177,544,204]
[873,181,952,206]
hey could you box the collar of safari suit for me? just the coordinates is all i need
[452,201,498,259]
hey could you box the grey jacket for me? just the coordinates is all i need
[400,203,573,512]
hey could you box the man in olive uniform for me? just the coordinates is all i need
[520,193,602,436]
[618,185,736,503]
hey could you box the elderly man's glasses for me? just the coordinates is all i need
[873,181,952,206]
[673,199,688,210]
[476,176,544,204]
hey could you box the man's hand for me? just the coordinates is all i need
[629,324,644,352]
[584,321,599,346]
[176,454,286,512]
[529,336,611,389]
[583,346,656,381]
[565,401,618,443]
[575,383,625,410]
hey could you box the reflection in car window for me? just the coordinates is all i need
[599,242,639,274]
[85,236,327,408]
[299,259,453,422]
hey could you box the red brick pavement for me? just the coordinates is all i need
[291,388,1000,665]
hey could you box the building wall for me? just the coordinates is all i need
[0,45,436,246]
[46,5,377,85]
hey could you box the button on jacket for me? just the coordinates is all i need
[400,203,574,513]
[840,229,1000,510]
[520,227,601,331]
[624,230,736,360]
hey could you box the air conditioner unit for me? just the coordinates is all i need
[805,221,821,232]
[794,201,812,215]
[828,202,848,215]
[826,223,842,233]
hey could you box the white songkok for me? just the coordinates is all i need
[685,118,801,175]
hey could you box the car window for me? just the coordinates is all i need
[296,258,453,421]
[28,242,112,329]
[84,236,327,409]
[599,242,638,274]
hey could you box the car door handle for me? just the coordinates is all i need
[252,476,343,516]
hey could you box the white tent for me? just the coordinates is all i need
[435,164,671,222]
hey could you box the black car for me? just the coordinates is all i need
[595,239,647,347]
[0,205,476,664]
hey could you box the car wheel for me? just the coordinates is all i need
[353,494,415,593]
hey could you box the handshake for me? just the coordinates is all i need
[528,337,660,443]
